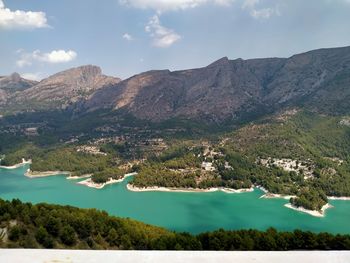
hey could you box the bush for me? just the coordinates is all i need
[60,225,77,246]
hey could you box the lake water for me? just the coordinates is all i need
[1,165,350,234]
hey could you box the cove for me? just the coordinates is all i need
[1,165,350,234]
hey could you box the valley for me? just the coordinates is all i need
[1,46,350,236]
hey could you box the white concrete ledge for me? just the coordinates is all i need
[0,250,349,263]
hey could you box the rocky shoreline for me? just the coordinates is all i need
[126,184,255,193]
[2,161,350,218]
[25,170,70,178]
[328,196,350,201]
[125,184,349,218]
[77,172,137,189]
[260,193,296,200]
[284,203,333,217]
[0,159,32,169]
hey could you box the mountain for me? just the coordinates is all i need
[3,65,121,113]
[0,72,38,91]
[0,73,38,105]
[1,46,350,122]
[83,46,350,123]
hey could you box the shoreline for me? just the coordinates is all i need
[4,162,350,201]
[0,159,32,169]
[25,169,91,180]
[25,170,70,178]
[259,192,350,201]
[126,184,350,217]
[328,196,350,201]
[284,203,333,217]
[67,174,92,180]
[77,172,137,189]
[255,185,268,193]
[260,193,296,200]
[3,162,350,217]
[126,184,254,193]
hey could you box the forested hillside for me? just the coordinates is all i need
[131,110,350,211]
[1,199,350,250]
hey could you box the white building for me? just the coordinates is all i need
[201,162,216,171]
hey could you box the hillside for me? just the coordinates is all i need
[0,73,38,106]
[128,110,350,211]
[1,46,350,124]
[1,66,121,114]
[83,46,350,123]
[1,46,350,214]
[1,199,350,250]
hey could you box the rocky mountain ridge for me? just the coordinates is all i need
[83,46,350,122]
[0,73,38,105]
[1,46,350,123]
[1,65,121,112]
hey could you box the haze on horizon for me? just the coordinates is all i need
[1,0,350,81]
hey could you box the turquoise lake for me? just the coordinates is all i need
[1,165,350,234]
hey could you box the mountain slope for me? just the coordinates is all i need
[1,46,349,123]
[3,65,121,113]
[83,46,350,123]
[0,73,38,105]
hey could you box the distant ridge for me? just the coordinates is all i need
[83,46,350,122]
[1,46,350,123]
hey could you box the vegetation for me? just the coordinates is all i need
[0,144,126,183]
[133,164,198,188]
[91,167,124,184]
[1,199,350,250]
[1,109,350,212]
[290,189,328,211]
[130,111,350,212]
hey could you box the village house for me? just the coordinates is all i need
[201,161,216,171]
[24,127,38,136]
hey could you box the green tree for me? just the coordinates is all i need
[60,225,76,246]
[107,228,119,246]
[8,226,21,241]
[45,216,61,237]
[35,226,54,248]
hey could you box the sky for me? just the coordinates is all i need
[1,0,350,81]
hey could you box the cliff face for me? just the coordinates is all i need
[83,46,350,122]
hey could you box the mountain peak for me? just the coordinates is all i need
[83,46,350,123]
[0,72,37,92]
[10,72,21,81]
[208,57,231,67]
[75,65,102,76]
[11,65,121,111]
[51,65,102,79]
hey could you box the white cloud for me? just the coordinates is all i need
[242,0,279,19]
[0,0,49,30]
[250,7,276,19]
[16,58,32,68]
[122,33,134,41]
[242,0,259,9]
[145,15,181,47]
[39,50,77,63]
[16,50,77,67]
[121,0,278,19]
[21,72,42,81]
[120,0,234,12]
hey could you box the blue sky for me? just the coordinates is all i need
[1,0,350,80]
